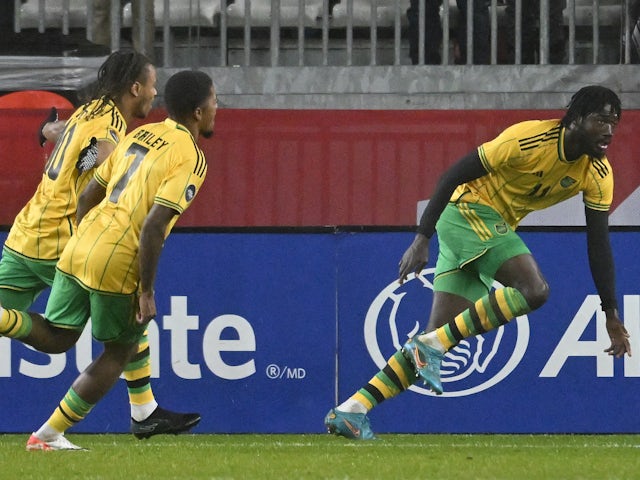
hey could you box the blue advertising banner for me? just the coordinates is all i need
[336,231,640,434]
[0,230,639,434]
[0,233,337,434]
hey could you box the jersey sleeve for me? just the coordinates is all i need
[100,126,122,146]
[84,108,126,148]
[154,145,207,214]
[583,157,614,212]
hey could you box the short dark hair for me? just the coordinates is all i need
[164,70,213,122]
[561,85,622,127]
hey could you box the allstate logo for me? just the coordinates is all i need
[363,268,530,397]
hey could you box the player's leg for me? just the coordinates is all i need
[28,339,139,451]
[124,330,158,421]
[325,348,415,440]
[0,306,81,353]
[325,289,474,440]
[406,258,546,391]
[0,252,81,352]
[404,272,535,393]
[417,253,547,353]
[126,330,202,439]
[403,202,548,392]
[28,286,138,451]
[0,247,55,311]
[337,291,471,410]
[325,264,476,440]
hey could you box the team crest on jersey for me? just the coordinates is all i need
[494,222,508,235]
[185,185,197,202]
[560,176,577,188]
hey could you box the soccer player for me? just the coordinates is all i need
[0,50,200,445]
[0,69,216,451]
[325,85,631,440]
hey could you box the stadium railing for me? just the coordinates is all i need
[13,0,638,67]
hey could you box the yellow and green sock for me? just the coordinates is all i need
[124,330,158,421]
[433,286,531,351]
[0,306,32,338]
[43,388,94,436]
[341,350,417,413]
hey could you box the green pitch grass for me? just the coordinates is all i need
[1,433,639,479]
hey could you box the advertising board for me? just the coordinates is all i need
[0,230,638,433]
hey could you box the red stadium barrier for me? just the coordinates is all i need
[2,107,639,227]
[0,91,74,110]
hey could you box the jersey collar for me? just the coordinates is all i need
[164,118,194,139]
[557,124,567,163]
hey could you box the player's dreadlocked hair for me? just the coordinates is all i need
[164,70,213,123]
[86,49,152,116]
[561,85,621,127]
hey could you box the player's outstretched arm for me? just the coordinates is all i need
[398,151,487,284]
[604,309,631,358]
[585,206,631,357]
[398,234,429,284]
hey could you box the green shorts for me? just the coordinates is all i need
[434,202,530,302]
[45,270,145,344]
[0,247,57,310]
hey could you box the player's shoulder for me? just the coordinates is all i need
[71,99,126,131]
[589,154,613,177]
[503,119,561,137]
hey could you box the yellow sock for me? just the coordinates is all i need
[350,350,416,412]
[436,287,531,350]
[46,388,94,434]
[0,307,32,338]
[124,331,156,417]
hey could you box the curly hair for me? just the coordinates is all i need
[86,49,153,116]
[561,85,622,127]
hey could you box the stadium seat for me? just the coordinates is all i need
[564,0,622,27]
[225,0,325,28]
[122,0,220,28]
[18,0,88,30]
[331,0,410,28]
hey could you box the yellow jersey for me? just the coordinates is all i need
[4,99,125,260]
[57,118,207,294]
[452,119,613,229]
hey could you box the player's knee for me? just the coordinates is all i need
[37,337,75,354]
[43,325,81,353]
[520,280,549,311]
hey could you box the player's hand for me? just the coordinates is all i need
[38,106,58,147]
[76,137,98,172]
[398,233,430,284]
[137,290,157,326]
[604,312,631,358]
